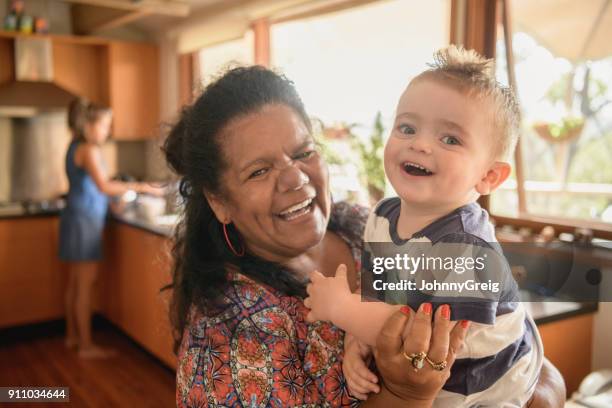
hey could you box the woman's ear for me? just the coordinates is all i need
[475,162,511,195]
[204,190,231,224]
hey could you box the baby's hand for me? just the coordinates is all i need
[304,264,352,323]
[343,334,379,400]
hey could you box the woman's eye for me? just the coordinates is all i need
[397,124,416,135]
[295,150,315,160]
[249,168,269,179]
[441,135,461,145]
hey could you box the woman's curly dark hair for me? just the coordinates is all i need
[162,66,313,353]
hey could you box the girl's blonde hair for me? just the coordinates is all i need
[413,45,520,160]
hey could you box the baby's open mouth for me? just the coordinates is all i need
[402,161,434,176]
[276,197,314,221]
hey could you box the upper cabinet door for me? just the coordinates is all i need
[108,42,160,140]
[53,40,108,105]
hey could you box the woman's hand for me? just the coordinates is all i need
[343,334,379,399]
[304,264,352,323]
[366,304,469,407]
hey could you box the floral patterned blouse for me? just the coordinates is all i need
[176,202,369,407]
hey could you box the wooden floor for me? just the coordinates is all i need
[0,317,175,408]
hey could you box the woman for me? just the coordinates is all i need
[60,99,162,358]
[163,66,565,406]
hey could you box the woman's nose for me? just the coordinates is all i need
[277,164,310,193]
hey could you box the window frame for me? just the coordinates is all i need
[453,0,612,240]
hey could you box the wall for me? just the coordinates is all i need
[148,34,180,182]
[113,141,146,180]
[0,118,11,202]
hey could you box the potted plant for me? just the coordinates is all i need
[350,112,386,205]
[533,116,584,144]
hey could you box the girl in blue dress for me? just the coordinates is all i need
[59,98,161,358]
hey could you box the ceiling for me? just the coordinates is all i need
[62,0,233,35]
[513,0,612,62]
[63,0,382,44]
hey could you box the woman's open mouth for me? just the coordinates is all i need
[402,161,434,176]
[276,197,314,221]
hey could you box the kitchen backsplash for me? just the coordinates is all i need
[0,115,172,203]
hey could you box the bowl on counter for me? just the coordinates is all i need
[136,195,167,222]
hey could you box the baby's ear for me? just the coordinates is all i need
[475,162,511,195]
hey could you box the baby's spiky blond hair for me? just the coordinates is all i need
[413,45,520,160]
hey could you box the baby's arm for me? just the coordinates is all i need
[304,264,400,347]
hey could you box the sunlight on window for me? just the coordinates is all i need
[271,0,450,203]
[197,31,254,86]
[271,0,450,129]
[493,15,612,224]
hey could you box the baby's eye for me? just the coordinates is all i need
[294,150,315,160]
[441,135,461,145]
[249,168,269,179]
[398,124,416,135]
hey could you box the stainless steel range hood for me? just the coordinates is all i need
[0,37,78,117]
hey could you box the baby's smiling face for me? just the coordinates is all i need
[384,78,505,213]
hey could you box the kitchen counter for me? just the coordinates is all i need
[1,208,600,328]
[111,209,176,238]
[108,215,600,326]
[0,207,175,236]
[526,300,598,325]
[0,209,61,219]
[0,208,604,378]
[0,202,62,219]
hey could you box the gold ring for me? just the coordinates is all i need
[402,351,427,371]
[425,355,448,371]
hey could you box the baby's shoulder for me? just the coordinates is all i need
[364,197,400,240]
[422,202,496,245]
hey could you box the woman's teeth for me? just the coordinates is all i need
[278,198,313,220]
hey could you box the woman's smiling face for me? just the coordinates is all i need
[209,103,331,262]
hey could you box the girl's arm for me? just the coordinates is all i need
[79,143,162,196]
[305,264,401,347]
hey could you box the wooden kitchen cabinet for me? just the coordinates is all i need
[0,216,66,328]
[53,39,109,105]
[0,37,14,85]
[99,222,176,368]
[107,41,160,140]
[0,31,160,140]
[538,313,594,396]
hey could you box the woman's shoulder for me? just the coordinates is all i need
[329,201,370,239]
[177,275,355,407]
[184,272,284,328]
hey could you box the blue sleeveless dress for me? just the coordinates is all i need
[59,141,109,261]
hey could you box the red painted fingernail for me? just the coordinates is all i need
[441,304,450,319]
[400,306,411,316]
[422,303,432,315]
[461,320,470,328]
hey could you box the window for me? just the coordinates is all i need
[196,31,254,86]
[271,0,451,203]
[492,1,612,226]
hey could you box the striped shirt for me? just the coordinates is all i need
[363,197,543,407]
